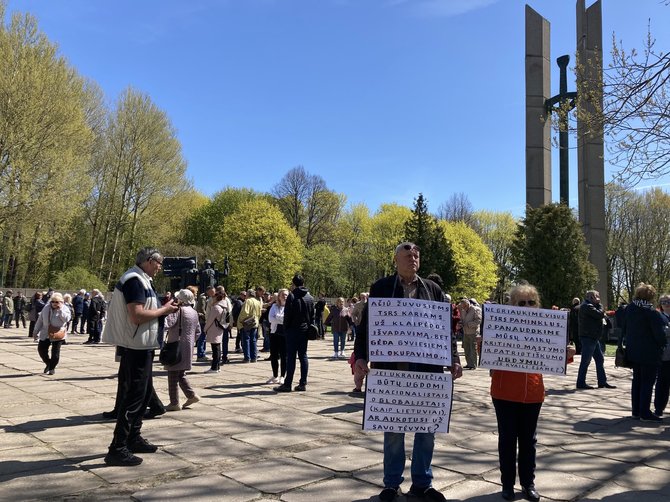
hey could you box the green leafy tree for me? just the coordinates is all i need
[52,266,106,292]
[182,187,266,248]
[301,243,345,296]
[370,203,412,279]
[511,203,597,308]
[0,5,94,288]
[404,194,457,292]
[215,199,303,292]
[440,220,497,301]
[471,210,518,303]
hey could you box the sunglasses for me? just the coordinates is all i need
[400,244,420,253]
[517,300,537,307]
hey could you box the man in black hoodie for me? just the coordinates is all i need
[274,275,314,392]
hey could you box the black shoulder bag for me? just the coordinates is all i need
[159,309,183,366]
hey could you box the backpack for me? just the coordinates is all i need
[214,304,231,329]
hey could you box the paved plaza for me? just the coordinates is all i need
[1,326,669,502]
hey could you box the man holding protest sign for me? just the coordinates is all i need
[354,242,463,502]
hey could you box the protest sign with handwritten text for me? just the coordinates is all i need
[363,369,453,433]
[480,304,569,375]
[367,297,452,366]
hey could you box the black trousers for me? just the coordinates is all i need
[270,329,286,378]
[71,313,82,333]
[654,360,670,414]
[110,350,164,415]
[211,343,221,370]
[109,348,153,451]
[37,339,63,370]
[492,398,542,489]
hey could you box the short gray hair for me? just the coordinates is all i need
[135,247,162,266]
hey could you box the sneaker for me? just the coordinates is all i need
[104,447,143,466]
[339,351,345,358]
[294,384,306,391]
[204,368,219,373]
[332,352,339,359]
[128,436,158,453]
[166,403,181,412]
[266,376,279,384]
[196,356,209,362]
[48,369,55,375]
[182,395,200,408]
[278,376,285,384]
[408,485,447,502]
[379,487,400,501]
[640,414,662,422]
[274,385,291,392]
[655,410,664,417]
[102,410,117,419]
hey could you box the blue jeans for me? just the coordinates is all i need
[383,432,434,489]
[333,331,346,352]
[3,313,13,327]
[284,330,308,387]
[196,330,207,359]
[577,336,607,387]
[241,328,258,361]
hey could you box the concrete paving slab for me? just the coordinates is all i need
[431,445,499,476]
[581,481,670,501]
[231,428,321,449]
[353,463,465,490]
[0,463,104,501]
[79,450,192,484]
[280,477,378,502]
[133,473,261,501]
[293,444,382,472]
[644,449,670,471]
[562,435,666,463]
[612,464,670,491]
[164,437,263,464]
[224,457,334,493]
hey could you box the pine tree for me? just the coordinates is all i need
[511,203,597,307]
[404,194,457,293]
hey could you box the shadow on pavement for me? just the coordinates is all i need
[0,454,102,482]
[2,413,108,433]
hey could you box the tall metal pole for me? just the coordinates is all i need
[557,55,570,204]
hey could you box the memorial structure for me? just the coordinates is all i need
[525,0,607,306]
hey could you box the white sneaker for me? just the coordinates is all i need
[339,351,345,358]
[204,368,219,374]
[266,376,279,384]
[279,376,284,384]
[333,351,339,359]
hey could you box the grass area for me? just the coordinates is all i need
[604,342,618,357]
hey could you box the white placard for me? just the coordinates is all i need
[363,369,453,433]
[479,304,569,375]
[367,297,452,366]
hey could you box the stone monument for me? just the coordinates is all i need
[525,0,608,306]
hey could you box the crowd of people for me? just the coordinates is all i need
[7,241,669,502]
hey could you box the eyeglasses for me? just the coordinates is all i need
[50,301,62,305]
[517,300,537,307]
[151,257,163,265]
[661,300,670,305]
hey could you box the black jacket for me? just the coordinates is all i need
[284,286,315,334]
[578,300,605,340]
[353,273,461,373]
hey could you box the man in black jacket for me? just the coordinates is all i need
[576,290,616,390]
[274,275,314,392]
[353,242,463,502]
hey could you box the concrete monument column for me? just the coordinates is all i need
[525,5,552,208]
[576,0,608,306]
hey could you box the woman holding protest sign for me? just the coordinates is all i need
[490,283,575,502]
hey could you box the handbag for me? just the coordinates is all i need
[242,316,256,330]
[159,309,182,366]
[307,323,319,340]
[47,310,67,341]
[614,335,633,369]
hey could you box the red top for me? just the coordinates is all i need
[490,370,545,403]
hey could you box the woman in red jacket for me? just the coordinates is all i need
[491,284,575,502]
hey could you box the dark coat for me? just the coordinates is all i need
[353,273,461,373]
[284,286,315,335]
[623,302,667,365]
[578,300,605,340]
[72,294,84,315]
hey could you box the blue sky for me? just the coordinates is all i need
[6,0,670,216]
